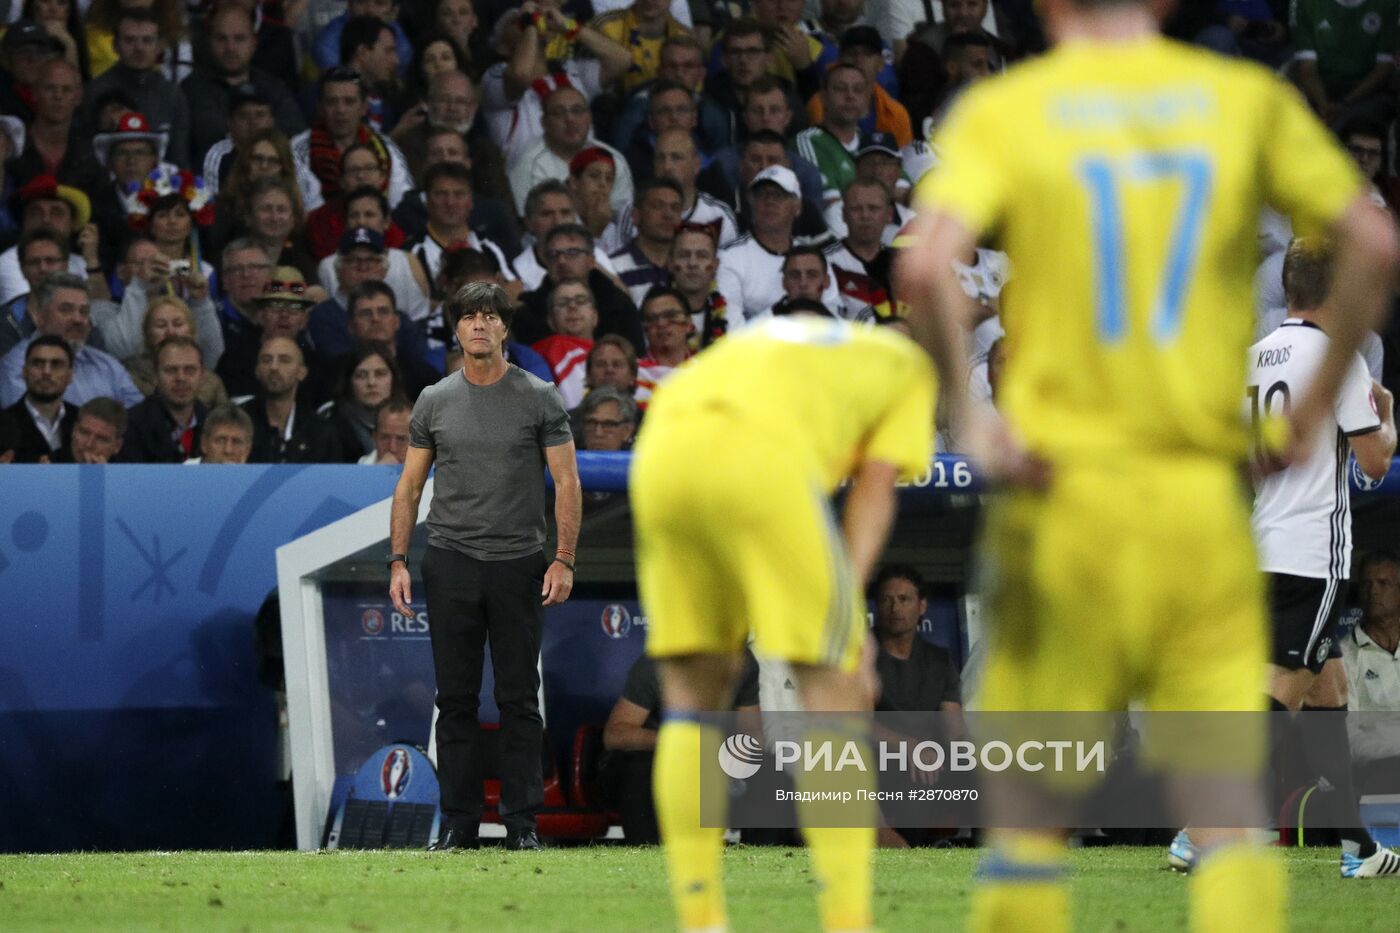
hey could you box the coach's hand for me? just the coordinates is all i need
[542,560,573,606]
[390,562,413,616]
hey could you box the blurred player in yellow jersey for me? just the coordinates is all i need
[897,0,1399,931]
[632,314,936,933]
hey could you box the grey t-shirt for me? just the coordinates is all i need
[410,365,573,560]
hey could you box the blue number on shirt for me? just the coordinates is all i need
[1078,151,1213,344]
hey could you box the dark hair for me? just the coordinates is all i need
[548,276,595,311]
[115,7,161,33]
[440,246,501,285]
[28,3,90,79]
[636,176,685,206]
[340,14,392,65]
[543,222,595,252]
[320,65,365,98]
[1282,237,1332,311]
[746,75,790,99]
[341,141,385,173]
[375,396,414,430]
[343,184,389,219]
[944,31,997,55]
[525,179,574,218]
[723,18,769,50]
[822,60,867,90]
[844,176,893,206]
[743,129,787,152]
[773,297,833,317]
[149,192,191,220]
[1358,548,1400,578]
[424,160,473,191]
[414,31,469,91]
[93,87,140,117]
[80,396,128,435]
[782,244,828,272]
[18,228,70,263]
[154,333,204,366]
[443,280,515,333]
[648,78,693,105]
[348,279,397,316]
[25,333,74,366]
[640,285,689,314]
[337,340,404,405]
[871,563,925,597]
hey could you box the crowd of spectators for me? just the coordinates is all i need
[0,0,1395,469]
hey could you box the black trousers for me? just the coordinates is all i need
[422,545,546,832]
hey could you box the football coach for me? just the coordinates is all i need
[389,282,582,851]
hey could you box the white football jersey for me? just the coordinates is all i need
[1249,319,1381,579]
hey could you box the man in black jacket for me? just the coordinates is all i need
[121,335,207,463]
[512,224,642,349]
[239,335,342,463]
[0,334,76,462]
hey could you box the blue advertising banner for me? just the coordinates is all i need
[0,465,400,852]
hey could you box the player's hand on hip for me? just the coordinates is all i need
[542,560,573,607]
[963,405,1052,491]
[389,563,413,616]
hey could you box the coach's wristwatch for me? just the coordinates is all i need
[387,553,409,569]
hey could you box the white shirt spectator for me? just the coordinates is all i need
[508,136,635,217]
[409,230,516,290]
[616,192,740,249]
[204,136,326,212]
[1342,625,1400,766]
[823,199,914,244]
[317,249,432,322]
[290,129,413,210]
[716,234,843,326]
[512,239,619,292]
[482,59,604,162]
[0,251,89,307]
[874,0,999,47]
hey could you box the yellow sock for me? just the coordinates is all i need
[1189,843,1284,933]
[794,723,876,932]
[654,717,727,932]
[968,833,1068,933]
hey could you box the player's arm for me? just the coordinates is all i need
[389,444,434,615]
[893,210,976,430]
[1289,199,1400,460]
[544,439,582,606]
[896,212,1049,488]
[841,458,901,589]
[1350,381,1397,481]
[602,698,656,751]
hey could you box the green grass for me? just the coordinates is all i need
[0,846,1390,931]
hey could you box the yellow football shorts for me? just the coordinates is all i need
[977,457,1268,717]
[631,411,865,672]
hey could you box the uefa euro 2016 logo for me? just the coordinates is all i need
[361,608,385,636]
[718,734,764,779]
[600,604,632,639]
[380,747,411,799]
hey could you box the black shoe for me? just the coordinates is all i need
[427,826,478,851]
[504,829,542,850]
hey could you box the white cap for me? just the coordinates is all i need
[749,164,800,197]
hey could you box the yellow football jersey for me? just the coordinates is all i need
[917,36,1362,464]
[643,317,937,490]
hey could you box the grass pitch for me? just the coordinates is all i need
[0,846,1392,931]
